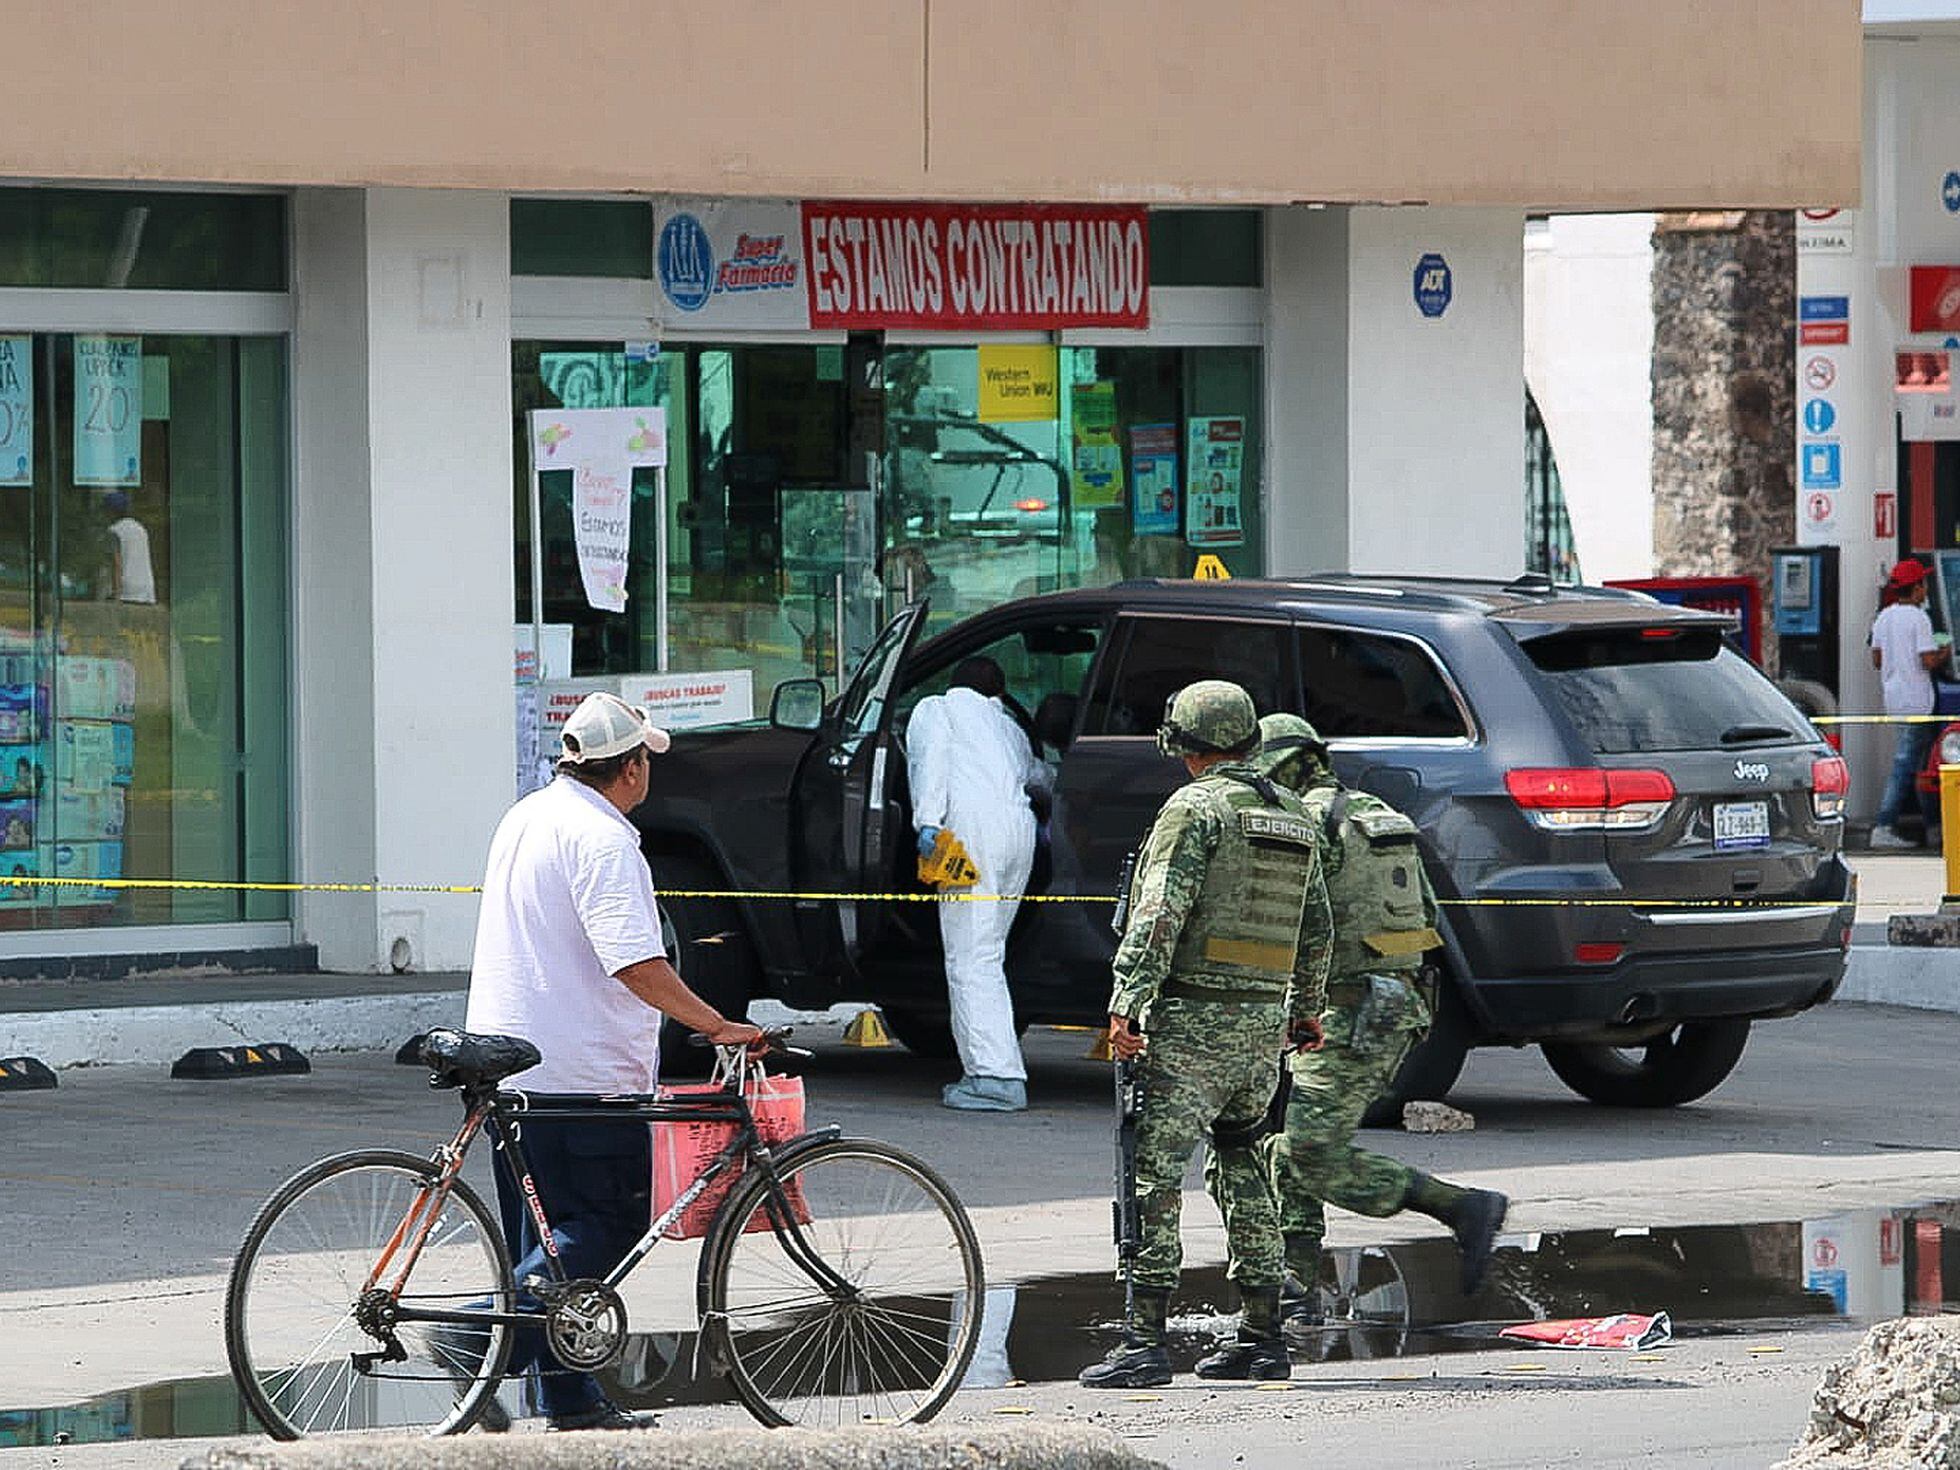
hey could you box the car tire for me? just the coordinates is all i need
[1360,978,1472,1129]
[877,1006,1031,1062]
[651,852,757,1079]
[1540,1019,1751,1108]
[876,1006,960,1060]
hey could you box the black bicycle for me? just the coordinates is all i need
[223,1027,984,1437]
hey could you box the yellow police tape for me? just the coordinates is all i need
[0,875,1900,913]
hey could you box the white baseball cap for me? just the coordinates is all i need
[559,692,671,763]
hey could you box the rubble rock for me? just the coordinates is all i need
[1781,1316,1960,1468]
[1402,1101,1475,1133]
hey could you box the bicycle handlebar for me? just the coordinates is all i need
[687,1024,814,1060]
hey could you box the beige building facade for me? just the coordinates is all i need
[0,1,1863,974]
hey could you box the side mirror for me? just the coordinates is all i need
[770,678,826,732]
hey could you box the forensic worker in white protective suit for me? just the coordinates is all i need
[907,656,1050,1111]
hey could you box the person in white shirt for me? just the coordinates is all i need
[907,657,1051,1112]
[102,492,157,604]
[1867,559,1946,848]
[465,691,760,1431]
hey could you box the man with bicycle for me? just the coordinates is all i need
[466,691,762,1432]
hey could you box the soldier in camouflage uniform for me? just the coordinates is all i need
[1207,713,1507,1338]
[1079,682,1333,1390]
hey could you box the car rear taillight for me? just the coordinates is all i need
[1575,942,1625,965]
[1810,755,1849,821]
[1504,768,1677,831]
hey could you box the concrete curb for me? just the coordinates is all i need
[1838,944,1960,1013]
[0,991,466,1069]
[178,1424,1166,1470]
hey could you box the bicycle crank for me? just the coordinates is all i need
[542,1279,629,1371]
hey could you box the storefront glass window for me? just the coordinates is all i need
[509,200,654,280]
[0,333,290,929]
[1148,210,1263,288]
[884,345,1265,642]
[511,338,1264,725]
[0,190,286,291]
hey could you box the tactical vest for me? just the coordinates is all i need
[1164,771,1320,988]
[1302,786,1440,977]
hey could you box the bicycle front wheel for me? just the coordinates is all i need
[224,1149,514,1439]
[704,1137,984,1428]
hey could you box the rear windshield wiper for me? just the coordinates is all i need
[1719,723,1792,745]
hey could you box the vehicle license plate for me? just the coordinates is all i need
[1713,800,1771,851]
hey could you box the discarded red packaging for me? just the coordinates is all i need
[1499,1312,1672,1350]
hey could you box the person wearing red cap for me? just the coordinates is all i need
[1868,559,1945,848]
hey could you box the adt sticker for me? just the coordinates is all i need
[1803,399,1837,435]
[657,213,715,312]
[1944,170,1960,215]
[1801,441,1842,490]
[1413,253,1452,318]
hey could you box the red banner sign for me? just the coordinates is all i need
[801,202,1149,331]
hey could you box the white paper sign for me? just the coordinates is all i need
[529,407,667,615]
[619,669,756,732]
[530,405,666,471]
[572,458,633,613]
[0,337,29,487]
[652,199,810,332]
[73,336,142,487]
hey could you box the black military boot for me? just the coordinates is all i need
[1279,1238,1325,1346]
[1194,1286,1291,1381]
[1405,1174,1510,1295]
[1079,1286,1173,1389]
[1447,1188,1510,1294]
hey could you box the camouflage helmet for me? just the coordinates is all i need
[1157,680,1259,758]
[1254,712,1332,792]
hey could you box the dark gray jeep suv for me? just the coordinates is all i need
[638,575,1855,1109]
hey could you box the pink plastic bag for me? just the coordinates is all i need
[650,1074,807,1240]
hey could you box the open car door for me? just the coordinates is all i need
[789,600,932,985]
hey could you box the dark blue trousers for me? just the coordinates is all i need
[491,1115,652,1419]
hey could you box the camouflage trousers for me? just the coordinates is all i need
[1207,973,1429,1279]
[1130,994,1287,1292]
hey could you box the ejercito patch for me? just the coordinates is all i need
[1240,810,1316,847]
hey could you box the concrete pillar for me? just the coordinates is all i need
[1267,205,1525,578]
[1651,211,1796,675]
[292,188,513,972]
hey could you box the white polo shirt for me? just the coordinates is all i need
[465,775,666,1092]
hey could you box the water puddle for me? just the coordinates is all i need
[10,1200,1954,1446]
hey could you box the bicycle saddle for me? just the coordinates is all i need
[417,1028,541,1089]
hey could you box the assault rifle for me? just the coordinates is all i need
[1110,848,1141,938]
[1112,1038,1143,1319]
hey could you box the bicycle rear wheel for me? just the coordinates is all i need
[703,1137,984,1428]
[224,1149,514,1439]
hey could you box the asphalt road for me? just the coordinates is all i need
[4,998,1956,1467]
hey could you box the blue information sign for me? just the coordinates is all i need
[1802,399,1836,435]
[1801,442,1842,491]
[1413,253,1452,318]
